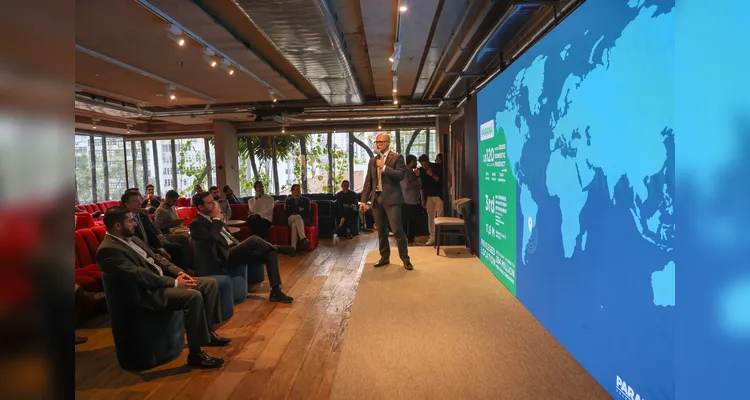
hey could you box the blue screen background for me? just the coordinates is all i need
[476,0,675,398]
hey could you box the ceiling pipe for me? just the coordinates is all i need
[425,0,494,100]
[283,114,442,123]
[443,4,522,99]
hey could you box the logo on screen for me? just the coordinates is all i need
[616,375,644,400]
[480,120,495,141]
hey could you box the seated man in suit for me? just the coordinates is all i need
[189,192,295,304]
[284,184,312,249]
[223,185,242,205]
[96,206,230,369]
[122,190,192,270]
[334,180,359,239]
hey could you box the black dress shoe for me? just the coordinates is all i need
[275,245,296,256]
[75,336,88,345]
[300,238,312,247]
[208,331,231,347]
[374,259,390,268]
[187,350,224,369]
[404,261,414,270]
[269,289,294,303]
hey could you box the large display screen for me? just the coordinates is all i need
[476,0,675,398]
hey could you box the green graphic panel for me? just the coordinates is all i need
[478,122,517,296]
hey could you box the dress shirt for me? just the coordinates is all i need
[198,213,239,246]
[401,167,422,205]
[106,233,178,287]
[248,194,274,222]
[376,150,390,192]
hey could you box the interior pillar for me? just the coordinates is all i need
[213,121,240,193]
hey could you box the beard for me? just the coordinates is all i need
[122,227,136,237]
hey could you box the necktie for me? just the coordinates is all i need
[377,153,385,192]
[135,215,148,241]
[221,226,240,246]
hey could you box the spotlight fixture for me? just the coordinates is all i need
[269,90,278,103]
[221,59,234,75]
[167,25,185,47]
[392,75,398,93]
[166,85,176,101]
[393,98,399,105]
[92,118,99,129]
[203,49,218,67]
[282,126,286,133]
[125,124,132,134]
[399,0,408,13]
[378,123,382,129]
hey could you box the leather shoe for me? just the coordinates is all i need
[75,336,88,345]
[300,238,312,247]
[270,289,294,303]
[374,259,390,268]
[404,261,414,270]
[208,331,231,347]
[275,245,296,256]
[187,350,224,369]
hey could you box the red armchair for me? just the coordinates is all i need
[268,202,319,251]
[176,197,191,207]
[75,212,95,230]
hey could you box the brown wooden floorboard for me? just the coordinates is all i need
[75,233,382,400]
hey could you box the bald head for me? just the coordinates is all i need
[375,132,391,154]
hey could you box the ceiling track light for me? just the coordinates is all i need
[125,124,132,134]
[392,75,398,93]
[167,25,186,47]
[393,98,399,105]
[399,0,408,13]
[281,126,286,133]
[269,90,278,103]
[221,59,234,75]
[389,42,402,63]
[92,118,99,129]
[203,49,217,67]
[166,85,176,101]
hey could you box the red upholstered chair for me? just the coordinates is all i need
[75,212,95,230]
[74,230,103,293]
[176,197,191,207]
[175,207,198,227]
[229,204,252,241]
[91,225,107,243]
[268,202,319,251]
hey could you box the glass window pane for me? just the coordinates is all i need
[175,138,209,197]
[352,131,379,193]
[331,132,350,193]
[305,134,330,193]
[93,136,106,201]
[75,135,93,204]
[106,137,127,200]
[142,140,157,193]
[155,139,174,193]
[429,128,438,161]
[275,135,302,195]
[238,136,275,198]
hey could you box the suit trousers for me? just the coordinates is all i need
[163,234,193,269]
[163,277,221,350]
[372,193,410,262]
[228,236,282,289]
[401,203,422,242]
[337,208,359,235]
[246,215,272,241]
[287,214,307,247]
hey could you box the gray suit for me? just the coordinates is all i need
[96,234,222,349]
[361,151,410,262]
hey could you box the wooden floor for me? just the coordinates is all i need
[75,232,383,400]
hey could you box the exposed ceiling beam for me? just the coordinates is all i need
[75,44,216,102]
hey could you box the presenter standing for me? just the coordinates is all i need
[359,132,413,270]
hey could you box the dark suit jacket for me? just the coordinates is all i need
[361,151,407,206]
[285,196,311,222]
[189,214,232,276]
[226,194,241,204]
[96,234,183,311]
[133,211,164,251]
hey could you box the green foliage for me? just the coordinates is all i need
[176,139,208,197]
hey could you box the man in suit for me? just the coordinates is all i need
[223,185,242,205]
[96,206,229,369]
[285,184,312,249]
[122,191,192,270]
[360,132,413,270]
[189,192,295,303]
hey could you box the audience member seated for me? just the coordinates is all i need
[141,184,161,214]
[189,192,295,303]
[154,190,189,235]
[223,185,242,204]
[96,206,230,368]
[401,154,422,244]
[209,186,232,221]
[122,191,193,270]
[75,206,102,219]
[246,181,274,241]
[334,180,359,239]
[285,184,312,249]
[191,184,204,197]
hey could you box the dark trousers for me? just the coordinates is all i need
[228,236,282,289]
[337,208,359,235]
[163,234,192,269]
[401,203,422,242]
[372,194,410,262]
[246,215,272,241]
[163,277,220,350]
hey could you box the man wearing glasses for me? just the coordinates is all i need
[359,132,413,270]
